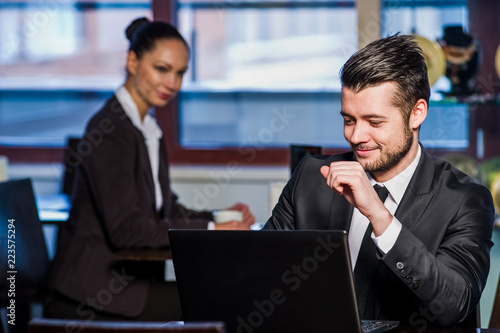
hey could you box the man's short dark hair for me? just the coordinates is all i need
[340,34,430,123]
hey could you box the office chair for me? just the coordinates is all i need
[289,144,322,175]
[61,137,81,197]
[0,179,50,333]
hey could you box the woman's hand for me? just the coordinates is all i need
[214,203,255,230]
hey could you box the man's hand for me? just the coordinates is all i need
[320,162,392,236]
[214,203,255,230]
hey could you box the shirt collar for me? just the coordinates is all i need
[115,86,163,140]
[369,145,422,205]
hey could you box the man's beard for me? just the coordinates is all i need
[352,126,414,174]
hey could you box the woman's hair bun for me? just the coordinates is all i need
[125,17,150,41]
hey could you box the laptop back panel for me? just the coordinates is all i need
[169,230,362,333]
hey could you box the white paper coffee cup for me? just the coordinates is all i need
[213,210,243,223]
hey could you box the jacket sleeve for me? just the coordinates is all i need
[382,184,494,327]
[165,190,214,227]
[157,136,213,228]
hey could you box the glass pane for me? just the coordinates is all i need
[420,102,468,149]
[177,2,357,90]
[0,1,151,146]
[180,92,468,150]
[176,1,356,150]
[0,91,110,146]
[178,1,470,150]
[382,3,468,41]
[179,92,346,148]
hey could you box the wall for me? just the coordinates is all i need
[169,165,289,222]
[7,163,500,328]
[8,163,289,223]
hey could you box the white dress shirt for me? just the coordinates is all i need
[349,146,422,269]
[115,86,164,212]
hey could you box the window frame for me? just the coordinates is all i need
[155,0,472,166]
[1,0,493,165]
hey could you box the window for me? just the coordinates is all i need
[178,1,357,90]
[176,1,356,151]
[0,0,151,147]
[176,0,469,153]
[0,0,475,164]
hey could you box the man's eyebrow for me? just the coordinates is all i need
[363,114,389,120]
[340,111,388,120]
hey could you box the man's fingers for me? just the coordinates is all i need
[321,162,367,195]
[320,165,330,179]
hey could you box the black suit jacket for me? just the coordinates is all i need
[47,95,212,317]
[263,148,494,327]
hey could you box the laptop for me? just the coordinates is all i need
[169,230,399,333]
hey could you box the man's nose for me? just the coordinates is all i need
[350,123,369,144]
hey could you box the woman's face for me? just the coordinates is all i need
[126,38,189,113]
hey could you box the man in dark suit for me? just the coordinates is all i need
[263,34,494,327]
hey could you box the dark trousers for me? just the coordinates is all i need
[43,281,182,322]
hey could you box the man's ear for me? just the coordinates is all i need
[126,51,138,76]
[410,99,427,130]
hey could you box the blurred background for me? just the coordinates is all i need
[0,0,478,150]
[1,0,500,327]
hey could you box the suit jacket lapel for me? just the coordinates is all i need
[324,148,435,232]
[115,95,159,217]
[327,151,356,231]
[134,128,157,213]
[158,137,171,218]
[394,146,435,230]
[328,193,354,231]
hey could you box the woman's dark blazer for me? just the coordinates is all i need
[47,95,212,317]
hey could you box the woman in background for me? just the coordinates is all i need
[45,17,254,321]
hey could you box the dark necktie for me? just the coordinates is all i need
[354,184,389,319]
